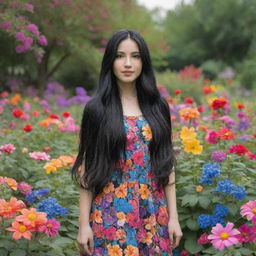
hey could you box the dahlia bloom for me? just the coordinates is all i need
[211,151,227,162]
[208,222,240,250]
[228,144,249,155]
[18,181,33,195]
[6,220,35,240]
[0,197,26,219]
[38,218,60,237]
[16,208,47,227]
[0,144,16,154]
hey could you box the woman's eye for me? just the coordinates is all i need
[133,55,141,58]
[116,55,122,58]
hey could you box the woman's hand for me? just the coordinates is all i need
[168,218,183,249]
[77,223,94,256]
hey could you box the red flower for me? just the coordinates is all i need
[49,114,59,119]
[62,112,70,118]
[237,104,245,109]
[228,144,249,155]
[32,111,39,117]
[211,98,227,110]
[184,97,194,104]
[202,85,212,95]
[174,89,181,95]
[42,147,52,152]
[197,106,205,113]
[23,124,33,132]
[217,128,235,140]
[12,109,24,118]
[248,153,256,160]
[181,250,189,256]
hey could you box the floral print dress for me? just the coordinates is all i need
[89,115,172,256]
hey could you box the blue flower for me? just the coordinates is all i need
[232,186,246,200]
[25,188,50,203]
[34,188,50,197]
[126,228,137,246]
[213,204,229,218]
[200,163,221,185]
[211,216,225,226]
[113,198,132,213]
[37,197,68,219]
[198,214,212,228]
[25,191,37,203]
[216,179,246,200]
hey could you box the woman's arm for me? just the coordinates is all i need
[164,170,183,248]
[77,162,94,255]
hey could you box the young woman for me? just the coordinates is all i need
[71,29,182,256]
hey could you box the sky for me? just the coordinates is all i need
[137,0,194,11]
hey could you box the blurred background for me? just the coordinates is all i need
[1,0,256,99]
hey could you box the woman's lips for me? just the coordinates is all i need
[122,71,134,76]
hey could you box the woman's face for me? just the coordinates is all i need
[113,38,142,85]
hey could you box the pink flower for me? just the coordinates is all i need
[159,237,171,252]
[208,222,240,250]
[16,32,26,42]
[205,130,218,144]
[0,144,16,154]
[198,232,210,245]
[236,224,255,243]
[26,24,39,36]
[38,219,60,237]
[18,182,33,195]
[131,151,144,166]
[38,35,48,46]
[24,3,34,12]
[0,22,11,30]
[29,152,50,161]
[104,226,117,240]
[241,200,256,221]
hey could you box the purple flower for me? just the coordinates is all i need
[236,111,246,119]
[240,135,250,141]
[237,118,251,131]
[103,207,117,225]
[75,87,87,96]
[211,151,227,162]
[0,22,11,30]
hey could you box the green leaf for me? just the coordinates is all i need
[202,247,219,254]
[186,218,199,231]
[198,196,211,209]
[184,235,202,254]
[0,248,8,256]
[10,250,27,256]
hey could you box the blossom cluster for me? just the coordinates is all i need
[200,163,221,185]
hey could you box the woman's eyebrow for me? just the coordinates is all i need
[116,51,140,54]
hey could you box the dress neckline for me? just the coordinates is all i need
[123,114,144,118]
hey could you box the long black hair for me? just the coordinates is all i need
[71,29,176,198]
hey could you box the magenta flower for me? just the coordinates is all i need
[26,24,39,36]
[236,224,255,243]
[208,222,240,250]
[198,233,210,245]
[24,3,34,12]
[0,144,16,154]
[0,22,11,30]
[29,152,50,161]
[18,181,33,195]
[16,32,26,42]
[38,219,60,237]
[241,200,256,221]
[38,35,48,46]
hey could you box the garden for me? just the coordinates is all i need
[1,0,256,255]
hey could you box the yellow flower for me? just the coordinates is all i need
[22,147,28,153]
[183,139,203,154]
[43,163,57,174]
[180,126,197,141]
[196,185,203,192]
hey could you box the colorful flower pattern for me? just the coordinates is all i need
[89,115,171,256]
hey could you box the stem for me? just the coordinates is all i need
[26,239,30,255]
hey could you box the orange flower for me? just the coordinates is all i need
[124,245,139,256]
[103,182,115,194]
[107,244,123,256]
[144,215,156,231]
[126,159,132,167]
[179,107,200,120]
[139,184,150,199]
[6,220,35,240]
[0,197,26,219]
[9,93,21,105]
[115,183,128,198]
[58,155,74,166]
[4,177,18,190]
[40,119,50,127]
[91,209,102,223]
[157,206,169,225]
[117,212,125,220]
[144,232,153,245]
[196,185,203,192]
[16,208,47,227]
[116,229,126,243]
[217,128,235,140]
[142,125,152,140]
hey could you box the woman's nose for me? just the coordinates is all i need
[124,57,132,67]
